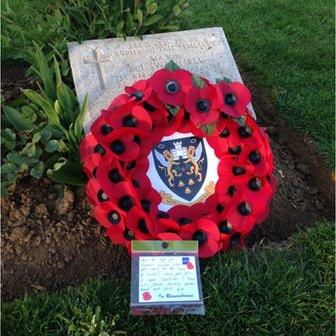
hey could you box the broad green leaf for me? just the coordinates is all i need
[117,21,124,32]
[19,163,29,172]
[173,5,182,16]
[3,139,16,150]
[30,161,44,179]
[143,14,163,26]
[126,10,134,29]
[3,106,34,131]
[44,153,61,170]
[6,152,27,166]
[54,100,62,117]
[30,43,56,101]
[166,104,179,116]
[24,89,60,125]
[1,162,17,174]
[3,128,16,141]
[160,25,180,31]
[45,139,59,153]
[57,139,68,152]
[53,55,62,85]
[32,133,41,144]
[56,81,77,119]
[147,2,158,14]
[136,9,143,24]
[27,144,36,157]
[40,127,52,144]
[73,94,88,141]
[192,74,206,89]
[21,105,35,116]
[199,122,217,135]
[165,60,180,71]
[235,116,246,126]
[47,158,86,186]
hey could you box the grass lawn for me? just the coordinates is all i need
[3,222,334,336]
[182,0,335,167]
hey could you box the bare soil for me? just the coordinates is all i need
[1,66,334,301]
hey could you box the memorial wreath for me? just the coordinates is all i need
[80,61,276,257]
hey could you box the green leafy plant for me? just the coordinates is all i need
[1,48,87,196]
[2,0,190,64]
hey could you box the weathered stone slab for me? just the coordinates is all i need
[68,27,255,132]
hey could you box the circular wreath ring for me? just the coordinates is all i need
[80,61,276,258]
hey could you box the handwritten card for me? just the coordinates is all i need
[130,241,205,315]
[139,256,200,303]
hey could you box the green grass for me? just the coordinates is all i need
[3,222,334,336]
[181,0,335,167]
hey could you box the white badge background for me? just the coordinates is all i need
[147,132,220,211]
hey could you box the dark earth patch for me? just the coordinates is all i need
[1,65,38,101]
[1,67,334,301]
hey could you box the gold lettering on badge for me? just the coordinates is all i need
[160,181,215,206]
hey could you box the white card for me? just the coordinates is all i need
[138,256,200,303]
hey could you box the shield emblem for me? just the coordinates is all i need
[152,135,207,201]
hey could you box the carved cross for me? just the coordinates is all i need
[84,49,110,90]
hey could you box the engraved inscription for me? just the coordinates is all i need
[68,28,254,132]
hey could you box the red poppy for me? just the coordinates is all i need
[176,109,206,137]
[163,107,184,136]
[184,83,221,124]
[90,114,115,144]
[156,232,182,241]
[110,181,137,205]
[153,216,180,233]
[125,79,152,102]
[102,128,144,162]
[168,203,208,226]
[187,262,194,270]
[126,206,155,238]
[105,102,152,134]
[128,162,152,192]
[217,81,251,118]
[82,153,101,179]
[150,68,192,105]
[105,224,134,249]
[136,124,163,158]
[205,193,230,221]
[180,218,220,258]
[79,133,98,160]
[135,187,162,219]
[142,292,152,301]
[141,93,169,126]
[217,176,274,234]
[107,93,130,112]
[218,232,231,252]
[95,153,126,195]
[86,178,110,206]
[93,202,126,229]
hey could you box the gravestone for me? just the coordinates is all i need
[68,28,255,209]
[68,27,255,133]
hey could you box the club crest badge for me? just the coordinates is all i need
[153,136,207,201]
[147,132,219,210]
